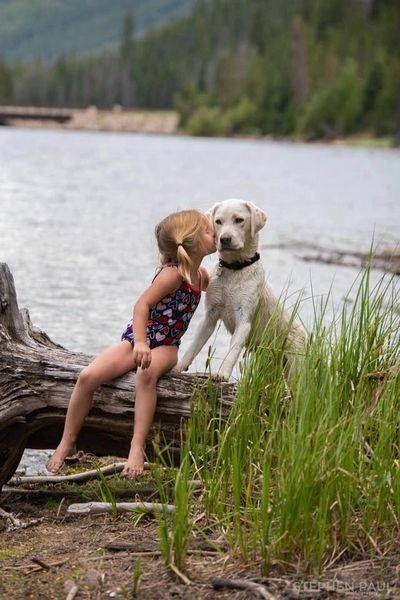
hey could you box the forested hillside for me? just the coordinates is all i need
[0,0,194,61]
[0,0,399,141]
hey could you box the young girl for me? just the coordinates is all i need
[46,209,216,477]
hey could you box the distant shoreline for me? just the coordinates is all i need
[1,105,396,149]
[1,106,180,135]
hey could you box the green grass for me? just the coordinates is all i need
[346,136,396,149]
[132,557,142,596]
[0,546,27,560]
[152,265,400,574]
[94,463,118,514]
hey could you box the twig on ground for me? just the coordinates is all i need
[170,563,191,585]
[105,543,159,552]
[57,497,65,518]
[104,543,220,556]
[0,506,25,529]
[31,556,51,570]
[65,584,79,600]
[23,558,69,575]
[211,576,276,600]
[67,501,175,515]
[0,506,43,531]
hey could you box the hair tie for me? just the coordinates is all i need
[177,242,184,247]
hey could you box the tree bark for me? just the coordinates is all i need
[0,263,236,491]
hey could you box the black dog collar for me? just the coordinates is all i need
[219,252,260,270]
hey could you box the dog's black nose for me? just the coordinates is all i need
[220,236,232,247]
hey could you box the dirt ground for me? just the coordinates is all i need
[1,459,399,600]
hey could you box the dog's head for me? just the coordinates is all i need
[206,199,267,252]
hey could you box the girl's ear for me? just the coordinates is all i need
[205,202,221,225]
[245,201,267,238]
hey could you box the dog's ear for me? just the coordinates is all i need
[245,202,267,237]
[205,202,221,225]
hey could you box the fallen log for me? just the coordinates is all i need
[0,263,236,491]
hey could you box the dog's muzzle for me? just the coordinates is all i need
[218,235,242,251]
[219,235,232,250]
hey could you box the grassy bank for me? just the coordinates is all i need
[152,267,400,575]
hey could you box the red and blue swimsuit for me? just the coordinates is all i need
[121,264,201,349]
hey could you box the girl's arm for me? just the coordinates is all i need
[132,267,182,369]
[199,266,210,291]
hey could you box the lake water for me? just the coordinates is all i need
[1,127,399,474]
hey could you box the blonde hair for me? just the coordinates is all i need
[155,210,210,284]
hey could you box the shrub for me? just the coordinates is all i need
[174,83,209,128]
[0,59,14,104]
[297,58,363,139]
[186,106,230,136]
[369,58,400,137]
[225,97,260,134]
[258,71,295,135]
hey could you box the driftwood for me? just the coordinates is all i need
[8,461,130,485]
[0,505,43,531]
[66,501,176,515]
[65,584,79,600]
[264,242,400,275]
[211,577,277,600]
[0,263,236,491]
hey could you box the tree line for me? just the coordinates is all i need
[0,0,399,141]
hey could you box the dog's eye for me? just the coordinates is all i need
[215,219,222,225]
[234,217,244,224]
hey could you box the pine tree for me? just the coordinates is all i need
[120,12,135,64]
[0,58,13,104]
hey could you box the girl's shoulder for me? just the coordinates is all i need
[137,265,182,308]
[152,263,183,292]
[152,262,179,281]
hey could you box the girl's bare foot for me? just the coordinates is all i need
[122,446,145,478]
[46,441,77,474]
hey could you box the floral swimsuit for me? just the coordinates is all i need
[121,264,201,349]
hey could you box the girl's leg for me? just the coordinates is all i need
[122,345,178,477]
[46,341,136,473]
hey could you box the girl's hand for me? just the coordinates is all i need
[133,341,152,369]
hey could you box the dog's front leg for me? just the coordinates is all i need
[218,321,252,381]
[175,308,220,372]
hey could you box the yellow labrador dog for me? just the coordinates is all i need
[175,199,306,380]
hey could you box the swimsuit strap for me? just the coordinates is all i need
[152,262,178,283]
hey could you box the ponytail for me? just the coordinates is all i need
[176,243,194,285]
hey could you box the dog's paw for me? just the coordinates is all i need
[173,362,190,373]
[212,370,231,382]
